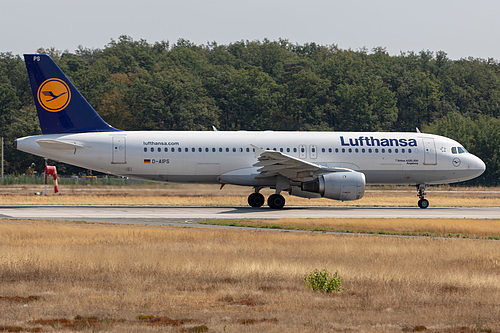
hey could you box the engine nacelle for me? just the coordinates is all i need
[301,171,366,201]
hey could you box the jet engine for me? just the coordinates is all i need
[301,171,366,201]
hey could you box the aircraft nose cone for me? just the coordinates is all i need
[470,155,486,177]
[478,157,486,174]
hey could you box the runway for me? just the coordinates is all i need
[0,206,498,226]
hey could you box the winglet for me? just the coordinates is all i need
[24,54,120,134]
[251,144,265,158]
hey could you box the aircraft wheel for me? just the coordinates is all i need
[248,192,265,208]
[268,194,285,209]
[418,199,429,209]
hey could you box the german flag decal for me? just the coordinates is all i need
[144,159,151,164]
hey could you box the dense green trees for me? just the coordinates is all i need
[1,36,499,184]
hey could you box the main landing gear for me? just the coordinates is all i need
[417,184,429,209]
[267,193,286,209]
[248,192,265,208]
[247,189,286,209]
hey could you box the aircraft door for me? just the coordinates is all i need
[112,136,126,164]
[310,145,317,159]
[422,138,437,165]
[299,145,307,159]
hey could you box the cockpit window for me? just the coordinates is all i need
[452,146,467,154]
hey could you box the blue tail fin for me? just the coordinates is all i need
[24,54,120,134]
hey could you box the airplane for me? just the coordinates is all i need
[14,54,486,209]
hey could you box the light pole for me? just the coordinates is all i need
[1,137,4,183]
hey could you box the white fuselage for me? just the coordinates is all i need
[15,130,486,187]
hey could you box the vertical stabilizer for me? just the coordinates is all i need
[24,54,120,134]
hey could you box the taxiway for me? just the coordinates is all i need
[0,206,498,226]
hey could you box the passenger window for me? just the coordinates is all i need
[335,148,339,153]
[452,147,457,154]
[408,149,412,153]
[401,148,405,153]
[185,147,189,152]
[232,148,236,152]
[219,148,222,152]
[361,148,365,153]
[388,149,392,153]
[280,148,284,152]
[198,148,202,152]
[395,148,398,153]
[205,148,209,152]
[144,147,147,152]
[293,148,297,153]
[150,148,154,152]
[312,147,316,153]
[375,148,379,153]
[178,148,182,152]
[342,148,345,153]
[301,147,305,153]
[355,148,359,153]
[321,148,325,153]
[192,147,195,152]
[381,149,385,153]
[328,148,332,153]
[212,148,216,152]
[348,148,352,153]
[368,148,372,153]
[171,147,175,152]
[286,148,290,153]
[246,147,250,152]
[226,148,229,152]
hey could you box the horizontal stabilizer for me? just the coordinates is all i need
[35,139,84,150]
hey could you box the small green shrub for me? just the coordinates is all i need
[304,268,344,293]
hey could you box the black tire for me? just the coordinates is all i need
[268,194,285,209]
[418,199,429,209]
[248,192,265,207]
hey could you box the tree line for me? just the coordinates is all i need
[0,36,498,184]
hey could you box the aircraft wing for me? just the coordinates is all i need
[252,145,353,181]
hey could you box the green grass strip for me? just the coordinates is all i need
[199,219,499,240]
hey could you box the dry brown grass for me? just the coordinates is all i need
[0,184,499,207]
[0,219,499,332]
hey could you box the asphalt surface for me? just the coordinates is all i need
[1,206,498,226]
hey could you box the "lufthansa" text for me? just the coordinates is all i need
[340,136,417,147]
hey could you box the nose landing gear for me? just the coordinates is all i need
[417,184,429,209]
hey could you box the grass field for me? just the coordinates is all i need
[0,185,498,332]
[201,218,500,239]
[0,219,499,332]
[0,184,499,207]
